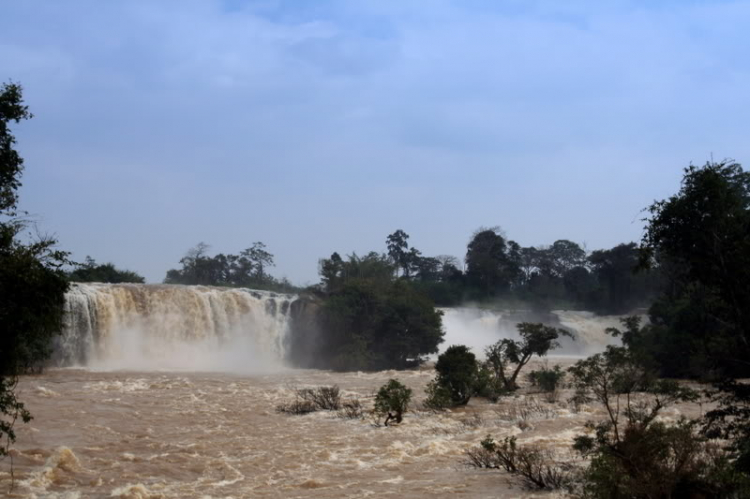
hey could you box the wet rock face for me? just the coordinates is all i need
[287,293,324,368]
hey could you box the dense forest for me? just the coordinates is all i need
[315,230,660,314]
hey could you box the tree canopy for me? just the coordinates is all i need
[68,256,145,283]
[362,228,660,313]
[640,161,750,379]
[164,242,295,293]
[309,247,444,371]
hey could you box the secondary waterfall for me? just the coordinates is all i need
[58,283,297,371]
[439,307,643,358]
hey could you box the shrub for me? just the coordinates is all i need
[574,419,749,498]
[340,399,364,419]
[528,364,565,402]
[298,385,341,410]
[474,363,506,402]
[374,379,412,426]
[567,346,749,497]
[277,385,341,415]
[423,380,452,411]
[528,365,565,392]
[276,399,317,415]
[434,345,478,406]
[467,436,574,490]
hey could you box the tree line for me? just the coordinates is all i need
[364,228,661,314]
[162,241,297,293]
[65,215,661,319]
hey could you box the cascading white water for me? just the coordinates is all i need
[439,307,646,358]
[59,283,297,372]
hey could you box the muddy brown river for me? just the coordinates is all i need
[1,358,703,499]
[4,285,695,498]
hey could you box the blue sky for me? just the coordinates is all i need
[2,0,749,284]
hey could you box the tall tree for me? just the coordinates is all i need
[547,239,586,277]
[465,227,518,297]
[0,82,69,455]
[386,229,412,277]
[588,243,642,314]
[319,252,344,293]
[243,241,274,283]
[641,161,750,375]
[641,161,750,477]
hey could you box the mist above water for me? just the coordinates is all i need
[438,307,631,359]
[60,283,297,373]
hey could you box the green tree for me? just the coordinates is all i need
[587,243,644,313]
[318,251,344,292]
[565,346,747,498]
[485,323,572,392]
[163,242,292,292]
[317,251,395,292]
[374,379,412,426]
[641,161,750,378]
[243,241,274,283]
[640,161,750,481]
[318,277,444,371]
[386,229,411,277]
[465,227,519,298]
[434,345,478,406]
[546,239,586,277]
[0,82,69,455]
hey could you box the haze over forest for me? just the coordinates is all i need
[4,1,750,283]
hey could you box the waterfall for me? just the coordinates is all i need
[58,283,297,371]
[439,307,645,358]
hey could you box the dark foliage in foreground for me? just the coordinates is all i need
[466,436,574,491]
[634,161,750,484]
[0,82,69,455]
[567,345,749,498]
[639,161,750,381]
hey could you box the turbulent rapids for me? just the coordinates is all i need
[439,307,632,358]
[58,283,297,371]
[1,285,657,498]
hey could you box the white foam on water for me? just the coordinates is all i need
[59,283,296,373]
[439,306,641,358]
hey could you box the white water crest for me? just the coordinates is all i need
[58,283,297,372]
[439,307,645,358]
